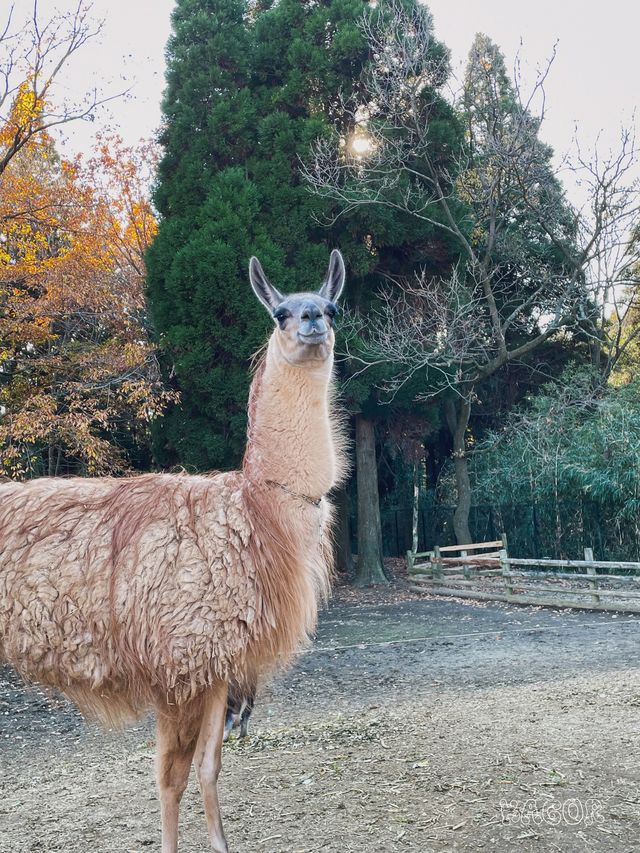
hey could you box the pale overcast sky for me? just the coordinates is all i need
[10,0,639,183]
[427,0,638,162]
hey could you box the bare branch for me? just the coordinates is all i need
[0,1,125,178]
[305,1,639,397]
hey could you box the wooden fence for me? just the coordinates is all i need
[407,541,640,614]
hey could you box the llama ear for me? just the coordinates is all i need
[318,249,345,303]
[249,257,285,313]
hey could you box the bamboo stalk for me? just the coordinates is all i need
[414,577,488,588]
[435,540,504,553]
[500,549,512,597]
[433,556,500,566]
[502,570,640,583]
[461,546,470,580]
[413,578,640,599]
[413,569,503,580]
[504,583,640,600]
[433,545,443,582]
[414,575,640,595]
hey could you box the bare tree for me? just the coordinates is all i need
[0,1,121,177]
[304,0,639,544]
[520,129,640,377]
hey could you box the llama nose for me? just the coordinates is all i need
[300,304,327,336]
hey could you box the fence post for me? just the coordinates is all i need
[433,545,443,583]
[406,549,415,575]
[501,531,509,555]
[500,548,512,597]
[461,548,470,579]
[584,547,600,604]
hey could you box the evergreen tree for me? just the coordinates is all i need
[147,0,464,583]
[147,0,370,470]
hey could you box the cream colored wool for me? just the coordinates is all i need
[0,334,346,725]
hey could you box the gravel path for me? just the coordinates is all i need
[1,596,639,852]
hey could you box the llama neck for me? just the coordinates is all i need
[243,336,337,500]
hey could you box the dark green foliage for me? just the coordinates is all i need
[148,170,270,468]
[470,370,640,560]
[153,0,255,217]
[147,0,264,468]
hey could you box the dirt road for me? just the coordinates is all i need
[1,594,639,852]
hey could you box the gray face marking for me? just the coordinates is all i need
[270,293,339,364]
[249,250,345,366]
[273,293,338,341]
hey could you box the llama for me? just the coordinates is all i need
[0,250,347,853]
[223,678,256,741]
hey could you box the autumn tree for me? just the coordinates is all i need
[0,101,173,477]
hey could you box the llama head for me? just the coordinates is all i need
[249,249,345,366]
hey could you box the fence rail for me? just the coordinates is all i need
[407,542,640,614]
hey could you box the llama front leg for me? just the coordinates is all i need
[194,681,229,853]
[155,699,204,853]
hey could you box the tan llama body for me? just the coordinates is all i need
[0,470,331,719]
[0,250,347,853]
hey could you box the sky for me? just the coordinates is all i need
[7,0,639,186]
[426,0,638,165]
[7,0,175,154]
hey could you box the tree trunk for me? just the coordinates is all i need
[444,397,472,545]
[47,444,56,477]
[333,485,354,577]
[354,415,388,586]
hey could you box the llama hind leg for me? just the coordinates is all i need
[239,681,256,738]
[155,699,204,853]
[194,681,229,853]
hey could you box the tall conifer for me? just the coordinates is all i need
[147,1,463,580]
[148,1,266,468]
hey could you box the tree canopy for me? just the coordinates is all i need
[147,0,463,475]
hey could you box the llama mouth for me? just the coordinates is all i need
[298,332,328,345]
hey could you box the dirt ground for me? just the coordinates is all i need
[1,581,640,853]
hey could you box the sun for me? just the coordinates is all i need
[347,131,375,158]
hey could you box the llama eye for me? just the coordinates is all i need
[325,304,338,322]
[273,309,290,326]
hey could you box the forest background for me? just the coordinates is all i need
[1,0,638,585]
